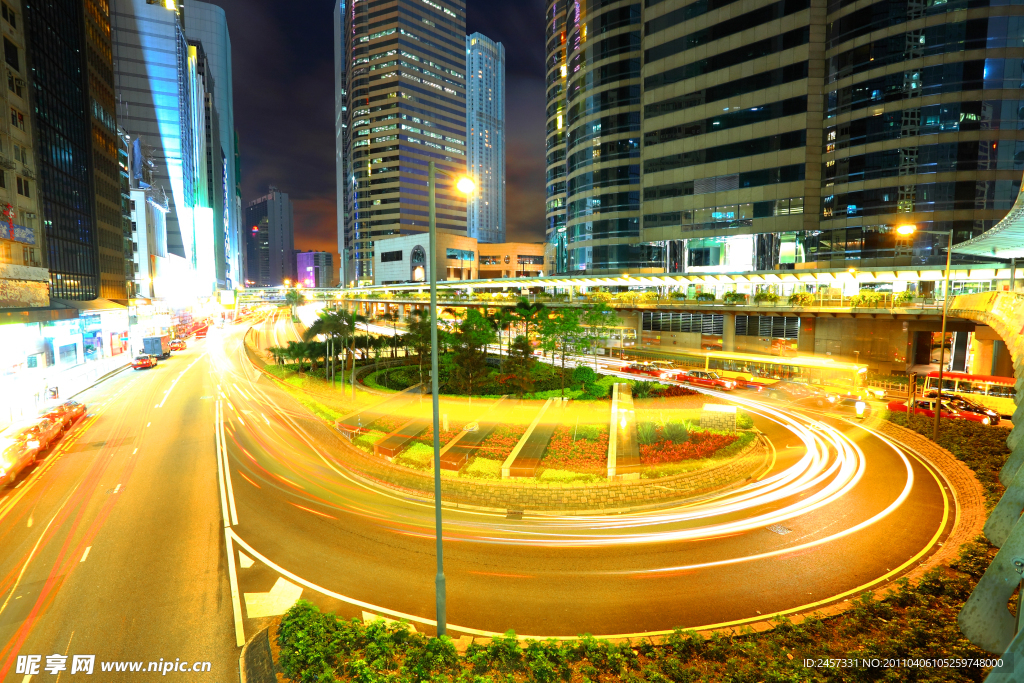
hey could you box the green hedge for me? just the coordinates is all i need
[278,537,997,682]
[885,411,1007,508]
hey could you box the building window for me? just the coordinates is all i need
[16,176,29,197]
[380,249,402,262]
[2,3,16,29]
[517,255,544,265]
[10,108,23,130]
[58,344,77,365]
[3,37,17,72]
[6,71,20,98]
[446,248,474,261]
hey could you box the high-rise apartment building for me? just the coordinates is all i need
[466,33,505,243]
[245,187,293,287]
[297,250,334,288]
[185,1,241,289]
[337,0,468,286]
[21,0,128,301]
[548,0,1021,276]
[333,0,349,286]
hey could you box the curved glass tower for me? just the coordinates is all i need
[544,0,568,273]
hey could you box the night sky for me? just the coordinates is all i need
[205,0,548,263]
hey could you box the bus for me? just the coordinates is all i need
[922,371,1016,417]
[623,348,874,398]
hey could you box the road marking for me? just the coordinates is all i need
[113,484,121,494]
[22,675,31,683]
[243,577,302,618]
[238,551,254,569]
[26,515,31,528]
[146,422,151,427]
[157,355,204,408]
[133,448,138,454]
[224,528,245,646]
[214,400,230,527]
[80,546,91,563]
[220,404,238,526]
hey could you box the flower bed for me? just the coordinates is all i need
[474,423,527,460]
[541,425,609,472]
[639,429,738,465]
[413,421,465,449]
[371,414,408,434]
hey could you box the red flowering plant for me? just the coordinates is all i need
[371,414,409,434]
[639,429,738,465]
[474,423,527,460]
[542,425,609,472]
[415,420,466,449]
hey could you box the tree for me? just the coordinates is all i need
[500,335,535,399]
[513,299,546,342]
[451,309,496,398]
[304,310,348,385]
[380,311,401,358]
[405,309,434,385]
[488,307,516,358]
[539,308,589,398]
[284,288,306,320]
[582,303,614,370]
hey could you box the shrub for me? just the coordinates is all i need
[753,291,780,304]
[850,289,885,307]
[667,291,688,300]
[571,364,598,387]
[737,412,754,429]
[586,291,613,303]
[894,290,915,305]
[723,291,747,305]
[615,291,641,302]
[630,379,657,398]
[663,420,689,443]
[640,291,660,302]
[636,421,657,445]
[575,424,603,441]
[695,292,716,301]
[788,291,815,306]
[655,385,699,398]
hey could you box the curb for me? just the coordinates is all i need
[238,627,274,683]
[69,362,131,400]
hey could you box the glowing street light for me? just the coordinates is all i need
[427,163,474,637]
[896,224,916,235]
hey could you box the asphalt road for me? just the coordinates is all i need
[0,317,955,675]
[0,341,236,681]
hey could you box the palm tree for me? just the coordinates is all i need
[513,299,547,343]
[380,311,401,358]
[267,345,288,365]
[488,307,515,358]
[304,310,350,386]
[284,288,305,321]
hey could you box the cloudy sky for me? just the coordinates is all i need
[206,0,548,263]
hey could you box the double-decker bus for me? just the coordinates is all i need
[923,371,1016,417]
[623,348,873,398]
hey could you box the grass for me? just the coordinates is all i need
[277,536,999,682]
[536,468,604,484]
[462,456,501,479]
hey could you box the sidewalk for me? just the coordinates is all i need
[0,354,130,429]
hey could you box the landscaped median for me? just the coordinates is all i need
[267,535,999,682]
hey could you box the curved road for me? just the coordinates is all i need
[0,315,954,678]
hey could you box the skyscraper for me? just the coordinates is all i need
[466,33,505,244]
[544,0,569,274]
[297,251,334,288]
[337,0,468,286]
[333,0,349,285]
[111,0,218,297]
[185,1,241,289]
[548,0,1023,276]
[22,0,128,300]
[245,187,294,287]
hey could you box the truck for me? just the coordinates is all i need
[142,335,171,359]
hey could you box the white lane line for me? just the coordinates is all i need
[80,546,91,563]
[113,484,121,494]
[220,403,238,526]
[26,515,32,528]
[214,400,230,527]
[133,448,138,454]
[224,528,245,647]
[157,355,204,408]
[22,675,31,683]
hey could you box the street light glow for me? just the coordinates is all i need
[896,224,916,235]
[456,177,475,195]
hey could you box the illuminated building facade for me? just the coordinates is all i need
[466,32,505,243]
[337,0,468,286]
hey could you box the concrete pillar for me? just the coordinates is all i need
[722,312,736,352]
[959,506,1024,653]
[985,458,1024,547]
[398,305,406,322]
[797,317,815,355]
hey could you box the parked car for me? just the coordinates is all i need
[42,400,87,431]
[62,400,87,422]
[132,355,155,370]
[0,423,41,486]
[25,417,62,451]
[624,361,679,379]
[169,339,187,351]
[766,380,835,406]
[887,398,993,425]
[679,370,736,390]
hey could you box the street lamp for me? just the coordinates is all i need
[896,223,952,441]
[427,161,474,637]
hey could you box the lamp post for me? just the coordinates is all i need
[427,161,474,637]
[897,224,953,441]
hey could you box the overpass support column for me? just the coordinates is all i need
[398,305,406,323]
[797,317,815,355]
[722,312,736,352]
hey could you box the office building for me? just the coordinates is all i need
[245,187,293,287]
[466,33,505,243]
[337,0,468,286]
[546,0,1021,276]
[111,0,219,299]
[185,2,241,289]
[297,251,333,288]
[333,0,350,286]
[21,0,128,301]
